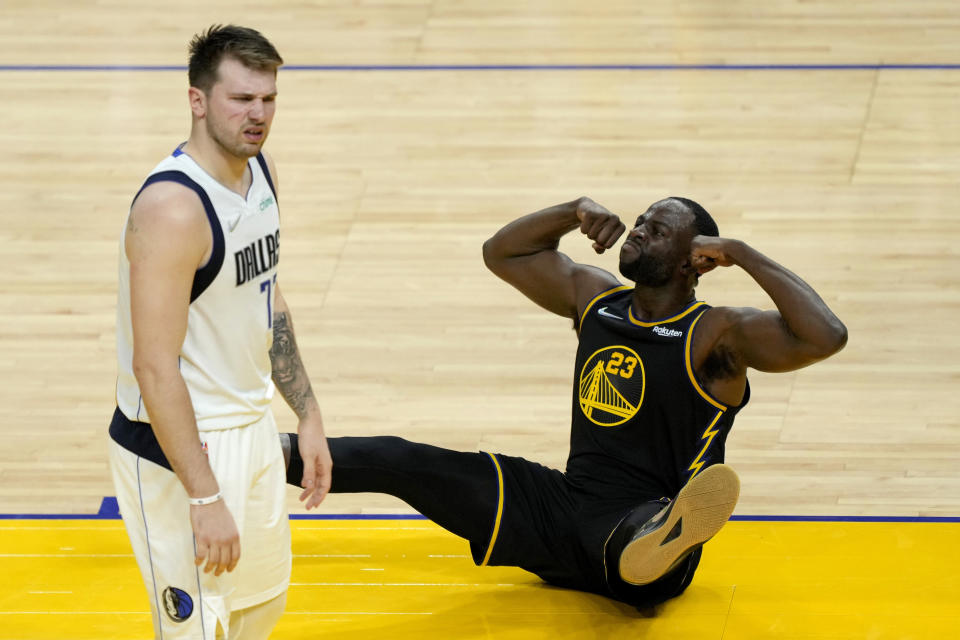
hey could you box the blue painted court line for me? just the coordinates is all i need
[3,514,959,522]
[1,63,959,72]
[729,514,960,523]
[5,515,960,522]
[3,514,959,521]
[2,507,958,524]
[0,497,954,522]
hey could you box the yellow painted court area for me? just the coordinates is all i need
[0,519,956,639]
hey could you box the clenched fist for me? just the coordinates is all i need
[576,197,626,254]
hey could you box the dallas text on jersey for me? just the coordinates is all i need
[234,230,280,286]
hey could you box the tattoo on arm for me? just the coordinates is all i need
[270,311,317,418]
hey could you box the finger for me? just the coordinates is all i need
[691,255,717,274]
[194,541,208,567]
[305,460,323,509]
[592,242,605,254]
[309,462,332,509]
[213,543,232,576]
[299,484,314,505]
[203,543,220,573]
[692,255,715,268]
[595,221,626,248]
[579,212,594,234]
[213,547,226,576]
[227,539,241,573]
[698,262,718,275]
[300,447,317,507]
[586,215,607,239]
[219,542,231,576]
[205,544,221,574]
[301,450,316,492]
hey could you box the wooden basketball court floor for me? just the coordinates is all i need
[1,1,959,638]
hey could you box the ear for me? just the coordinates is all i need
[188,87,206,119]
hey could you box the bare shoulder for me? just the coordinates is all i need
[126,181,210,261]
[699,305,764,329]
[130,181,206,228]
[692,305,763,357]
[573,264,624,315]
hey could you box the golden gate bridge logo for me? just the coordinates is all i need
[578,346,645,427]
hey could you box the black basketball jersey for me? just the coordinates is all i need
[565,285,749,502]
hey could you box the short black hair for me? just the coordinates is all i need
[670,196,719,237]
[188,25,283,93]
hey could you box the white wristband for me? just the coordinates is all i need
[189,492,223,506]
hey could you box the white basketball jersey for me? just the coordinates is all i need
[116,146,280,431]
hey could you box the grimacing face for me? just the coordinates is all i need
[618,200,696,286]
[202,56,277,160]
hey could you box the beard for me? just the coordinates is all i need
[206,114,264,160]
[619,250,673,287]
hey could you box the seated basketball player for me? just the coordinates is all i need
[283,196,847,608]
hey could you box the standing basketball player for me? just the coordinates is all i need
[108,25,331,638]
[284,196,847,608]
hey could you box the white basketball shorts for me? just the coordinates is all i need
[108,410,291,639]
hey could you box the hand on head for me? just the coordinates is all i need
[689,236,736,275]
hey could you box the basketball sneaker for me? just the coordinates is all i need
[617,464,740,585]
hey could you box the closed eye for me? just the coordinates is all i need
[650,221,669,236]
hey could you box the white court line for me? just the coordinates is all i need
[0,526,123,531]
[0,611,432,616]
[0,611,148,615]
[293,554,371,558]
[285,612,433,616]
[0,553,133,558]
[293,527,435,531]
[291,582,517,587]
[5,553,371,559]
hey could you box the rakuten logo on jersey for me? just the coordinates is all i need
[652,325,682,338]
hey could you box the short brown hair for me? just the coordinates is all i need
[188,25,283,93]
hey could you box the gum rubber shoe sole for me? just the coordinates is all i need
[618,464,740,586]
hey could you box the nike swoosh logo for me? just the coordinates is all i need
[228,214,242,232]
[597,306,623,320]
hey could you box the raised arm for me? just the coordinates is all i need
[692,237,847,393]
[126,183,239,576]
[482,197,626,323]
[271,284,332,509]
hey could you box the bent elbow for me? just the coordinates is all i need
[830,321,849,354]
[482,236,502,273]
[813,320,848,360]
